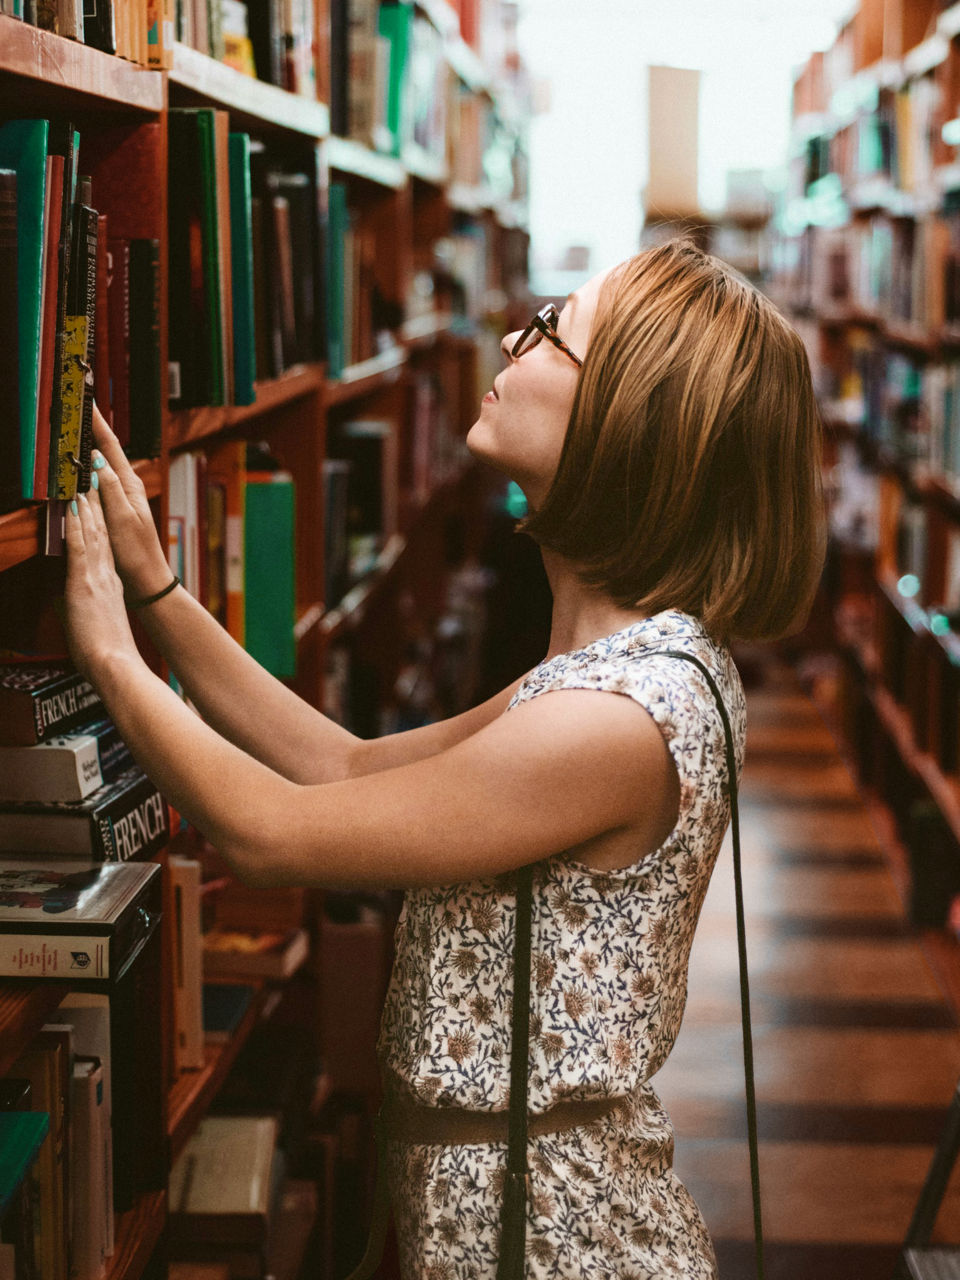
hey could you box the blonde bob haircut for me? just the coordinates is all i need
[516,238,827,645]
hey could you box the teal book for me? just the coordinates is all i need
[228,133,256,406]
[325,182,347,380]
[244,471,296,678]
[0,1110,50,1214]
[378,2,413,157]
[0,119,48,499]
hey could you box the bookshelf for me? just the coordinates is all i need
[0,0,531,1272]
[777,0,960,1011]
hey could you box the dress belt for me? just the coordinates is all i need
[380,1070,626,1145]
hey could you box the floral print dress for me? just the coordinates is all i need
[377,609,747,1279]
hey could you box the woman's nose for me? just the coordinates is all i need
[500,332,520,361]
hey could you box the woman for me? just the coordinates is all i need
[64,238,825,1278]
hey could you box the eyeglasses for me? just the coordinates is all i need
[511,303,583,368]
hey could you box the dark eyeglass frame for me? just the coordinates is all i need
[511,303,583,368]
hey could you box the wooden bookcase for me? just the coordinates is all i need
[775,0,960,1010]
[0,5,530,1275]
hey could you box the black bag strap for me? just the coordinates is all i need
[496,648,764,1280]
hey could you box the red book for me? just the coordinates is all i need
[106,238,130,447]
[93,212,112,426]
[33,154,63,500]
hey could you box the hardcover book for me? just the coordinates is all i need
[0,766,169,862]
[0,719,132,803]
[0,858,161,980]
[0,169,21,515]
[202,926,309,980]
[128,238,162,457]
[244,473,295,678]
[169,1114,279,1247]
[0,667,103,747]
[35,152,64,501]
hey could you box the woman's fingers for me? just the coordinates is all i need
[64,497,85,558]
[91,449,130,520]
[91,402,141,495]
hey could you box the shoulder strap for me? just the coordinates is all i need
[661,649,764,1280]
[499,648,764,1280]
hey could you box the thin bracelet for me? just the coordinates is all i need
[128,576,181,609]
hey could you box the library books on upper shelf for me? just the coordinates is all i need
[0,0,530,1274]
[778,0,960,949]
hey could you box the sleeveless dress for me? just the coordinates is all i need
[377,608,747,1279]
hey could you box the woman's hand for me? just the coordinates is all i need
[90,402,172,599]
[64,488,142,685]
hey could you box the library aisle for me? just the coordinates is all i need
[654,649,960,1280]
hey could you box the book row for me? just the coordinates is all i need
[0,118,161,514]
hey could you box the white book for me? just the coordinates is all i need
[70,1057,106,1280]
[0,733,104,804]
[58,993,114,1256]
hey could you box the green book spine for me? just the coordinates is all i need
[128,239,162,458]
[0,1111,50,1215]
[0,119,49,499]
[378,2,413,156]
[325,182,347,381]
[228,133,256,406]
[244,473,296,678]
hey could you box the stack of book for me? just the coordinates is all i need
[0,858,164,1278]
[0,665,170,862]
[0,118,162,513]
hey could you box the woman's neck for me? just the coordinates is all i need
[539,548,651,662]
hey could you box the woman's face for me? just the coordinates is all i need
[466,267,611,508]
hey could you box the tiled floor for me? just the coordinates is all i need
[653,656,960,1279]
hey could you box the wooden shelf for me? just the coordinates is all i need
[402,142,448,186]
[0,457,162,572]
[0,15,163,112]
[447,181,497,215]
[326,136,406,189]
[107,1190,167,1280]
[325,348,407,405]
[167,982,269,1162]
[168,42,330,137]
[0,982,70,1076]
[167,364,326,451]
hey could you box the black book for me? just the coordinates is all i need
[128,239,161,457]
[0,766,171,862]
[247,0,285,86]
[82,0,116,53]
[330,0,348,137]
[0,169,21,515]
[67,177,99,496]
[0,666,103,747]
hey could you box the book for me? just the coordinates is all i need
[0,119,49,500]
[45,121,80,504]
[325,181,347,378]
[10,1034,69,1280]
[0,1112,49,1215]
[33,152,61,502]
[0,169,21,515]
[127,238,161,457]
[202,926,309,980]
[83,0,117,52]
[322,458,351,608]
[0,858,162,979]
[0,719,132,804]
[70,1056,107,1280]
[0,767,170,863]
[0,667,102,747]
[169,1114,279,1248]
[227,133,256,405]
[169,856,204,1071]
[201,982,255,1043]
[105,238,130,447]
[244,470,296,678]
[213,111,234,406]
[53,180,98,501]
[206,439,246,645]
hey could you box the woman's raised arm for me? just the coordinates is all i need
[91,405,531,783]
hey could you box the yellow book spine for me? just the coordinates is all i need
[54,315,88,502]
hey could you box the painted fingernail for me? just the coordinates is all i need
[70,499,78,516]
[92,455,106,470]
[91,472,99,491]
